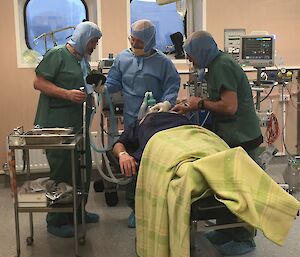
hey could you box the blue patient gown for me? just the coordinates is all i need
[105,49,180,129]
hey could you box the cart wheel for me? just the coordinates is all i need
[105,191,119,206]
[79,236,85,245]
[93,179,104,192]
[26,236,34,246]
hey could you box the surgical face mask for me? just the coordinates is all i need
[132,47,145,56]
[128,35,146,56]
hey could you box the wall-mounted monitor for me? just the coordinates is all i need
[240,35,275,67]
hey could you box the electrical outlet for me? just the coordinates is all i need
[279,94,290,102]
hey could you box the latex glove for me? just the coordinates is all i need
[94,84,106,94]
[149,101,171,113]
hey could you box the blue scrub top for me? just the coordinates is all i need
[105,49,180,129]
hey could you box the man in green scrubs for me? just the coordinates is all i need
[33,21,102,238]
[172,31,263,256]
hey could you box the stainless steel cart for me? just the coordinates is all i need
[8,133,86,257]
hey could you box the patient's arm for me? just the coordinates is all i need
[113,142,137,176]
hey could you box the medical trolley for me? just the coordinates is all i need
[8,130,86,257]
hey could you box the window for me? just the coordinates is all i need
[24,0,88,55]
[130,0,185,54]
[14,0,101,68]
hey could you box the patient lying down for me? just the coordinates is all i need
[113,111,193,176]
[112,112,300,257]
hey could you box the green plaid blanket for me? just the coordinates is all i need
[135,125,300,257]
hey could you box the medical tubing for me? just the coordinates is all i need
[260,84,276,103]
[89,112,106,153]
[89,91,119,153]
[89,92,131,185]
[91,148,131,185]
[201,111,210,126]
[92,127,131,184]
[104,88,119,146]
[89,93,107,153]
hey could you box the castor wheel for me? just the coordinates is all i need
[93,179,104,192]
[104,191,119,206]
[79,236,85,245]
[26,236,33,246]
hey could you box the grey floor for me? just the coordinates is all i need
[0,161,299,257]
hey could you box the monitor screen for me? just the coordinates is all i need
[240,35,275,67]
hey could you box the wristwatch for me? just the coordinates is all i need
[198,99,205,110]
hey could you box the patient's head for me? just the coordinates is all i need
[139,110,184,124]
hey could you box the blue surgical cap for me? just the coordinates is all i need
[183,31,220,68]
[68,21,102,56]
[131,20,156,53]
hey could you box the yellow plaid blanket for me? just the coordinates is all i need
[135,125,300,257]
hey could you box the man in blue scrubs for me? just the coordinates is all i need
[105,19,181,227]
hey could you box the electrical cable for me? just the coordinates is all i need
[201,111,210,126]
[265,112,280,145]
[260,84,276,103]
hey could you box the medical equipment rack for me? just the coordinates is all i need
[8,133,86,257]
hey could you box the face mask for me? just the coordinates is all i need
[132,47,145,56]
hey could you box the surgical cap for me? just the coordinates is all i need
[131,20,156,53]
[68,21,102,56]
[183,31,220,69]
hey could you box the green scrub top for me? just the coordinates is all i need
[34,45,86,133]
[206,52,261,148]
[34,46,92,227]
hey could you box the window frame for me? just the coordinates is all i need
[14,0,102,68]
[127,0,207,64]
[23,0,89,52]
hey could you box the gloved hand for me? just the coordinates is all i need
[94,84,106,94]
[149,101,171,112]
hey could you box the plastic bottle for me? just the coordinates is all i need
[138,92,151,119]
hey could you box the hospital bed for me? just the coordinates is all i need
[105,148,251,256]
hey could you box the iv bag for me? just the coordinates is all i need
[176,0,187,19]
